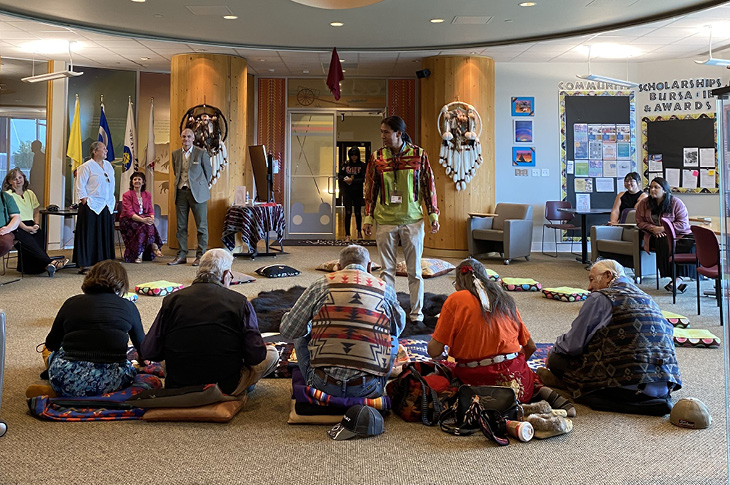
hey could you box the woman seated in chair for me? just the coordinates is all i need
[635,176,693,293]
[609,172,647,225]
[119,171,163,263]
[3,168,68,276]
[427,258,563,405]
[44,260,145,397]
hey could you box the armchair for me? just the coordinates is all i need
[468,203,533,265]
[590,210,656,283]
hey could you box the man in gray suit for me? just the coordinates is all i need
[168,128,212,266]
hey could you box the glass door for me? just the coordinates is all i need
[287,112,336,239]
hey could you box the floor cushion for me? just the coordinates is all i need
[256,264,301,278]
[485,269,500,282]
[661,310,690,328]
[288,399,344,424]
[542,286,590,302]
[501,277,542,291]
[316,259,382,273]
[135,280,184,296]
[142,398,247,422]
[123,292,138,302]
[395,258,456,278]
[673,328,720,348]
[230,270,256,284]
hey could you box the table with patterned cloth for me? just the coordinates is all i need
[222,204,286,257]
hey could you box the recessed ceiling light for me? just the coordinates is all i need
[470,52,477,55]
[268,68,275,72]
[141,57,150,60]
[412,59,421,63]
[303,70,310,73]
[505,19,514,22]
[131,0,145,3]
[258,58,266,61]
[330,21,344,27]
[519,2,536,6]
[154,14,163,17]
[223,15,237,19]
[430,18,444,23]
[342,69,347,72]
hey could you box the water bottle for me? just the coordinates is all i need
[245,191,250,205]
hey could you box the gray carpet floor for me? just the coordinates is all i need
[0,246,727,484]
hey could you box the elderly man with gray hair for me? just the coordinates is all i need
[142,249,278,395]
[539,259,681,415]
[280,245,405,398]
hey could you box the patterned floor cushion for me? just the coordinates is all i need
[542,287,590,302]
[256,264,301,278]
[661,310,690,328]
[395,258,456,278]
[501,277,542,291]
[230,271,256,284]
[316,260,382,273]
[485,269,500,282]
[673,328,720,348]
[135,281,184,296]
[123,292,138,302]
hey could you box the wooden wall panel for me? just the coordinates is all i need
[419,56,495,253]
[169,53,248,251]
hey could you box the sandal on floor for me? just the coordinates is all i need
[53,258,69,270]
[677,283,688,294]
[134,257,143,264]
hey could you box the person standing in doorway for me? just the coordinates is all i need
[363,116,440,323]
[339,146,366,241]
[168,128,212,267]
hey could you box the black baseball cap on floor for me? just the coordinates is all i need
[327,405,384,441]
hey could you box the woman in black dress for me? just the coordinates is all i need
[609,172,647,225]
[339,147,367,241]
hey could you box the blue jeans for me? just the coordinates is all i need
[295,334,398,398]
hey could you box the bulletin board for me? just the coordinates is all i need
[641,114,718,194]
[559,90,637,228]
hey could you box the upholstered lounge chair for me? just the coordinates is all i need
[468,203,533,265]
[590,210,656,283]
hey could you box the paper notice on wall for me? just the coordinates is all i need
[588,141,602,159]
[617,161,632,179]
[596,177,614,192]
[616,142,631,160]
[648,154,663,172]
[602,142,617,161]
[574,161,589,177]
[588,160,603,177]
[567,160,574,174]
[603,161,617,178]
[699,148,715,168]
[683,147,699,167]
[700,169,716,189]
[576,193,591,212]
[665,168,680,188]
[574,178,593,193]
[682,169,698,189]
[616,124,631,142]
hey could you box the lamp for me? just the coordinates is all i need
[22,42,83,83]
[695,26,730,66]
[576,45,638,88]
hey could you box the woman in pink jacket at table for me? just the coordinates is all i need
[634,176,693,293]
[120,171,163,263]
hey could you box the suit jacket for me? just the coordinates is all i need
[172,145,212,203]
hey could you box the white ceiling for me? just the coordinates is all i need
[0,1,729,77]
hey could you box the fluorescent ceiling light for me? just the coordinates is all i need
[576,73,638,88]
[23,39,82,55]
[22,70,83,83]
[696,57,730,66]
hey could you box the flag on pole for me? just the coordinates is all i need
[67,94,83,173]
[326,47,344,101]
[98,102,115,162]
[144,98,155,206]
[120,97,137,199]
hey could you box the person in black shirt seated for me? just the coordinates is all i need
[45,260,145,397]
[608,172,647,225]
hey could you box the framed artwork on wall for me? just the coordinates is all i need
[512,147,535,167]
[511,97,534,116]
[514,119,533,143]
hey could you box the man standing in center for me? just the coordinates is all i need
[168,128,212,267]
[363,116,439,323]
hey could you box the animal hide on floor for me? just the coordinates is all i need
[250,286,447,337]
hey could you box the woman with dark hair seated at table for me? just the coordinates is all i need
[44,260,145,397]
[635,176,693,293]
[608,172,647,225]
[120,171,163,263]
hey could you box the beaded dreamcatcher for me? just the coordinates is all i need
[180,104,229,188]
[437,101,483,191]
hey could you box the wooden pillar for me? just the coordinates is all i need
[419,56,495,255]
[169,53,247,251]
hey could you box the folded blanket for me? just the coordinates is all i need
[28,373,163,421]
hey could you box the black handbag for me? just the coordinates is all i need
[439,385,522,445]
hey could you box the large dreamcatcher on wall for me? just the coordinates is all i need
[180,104,229,187]
[437,101,483,191]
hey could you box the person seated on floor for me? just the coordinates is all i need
[539,259,681,416]
[142,249,278,396]
[3,168,68,276]
[280,244,406,398]
[427,258,574,415]
[44,260,145,397]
